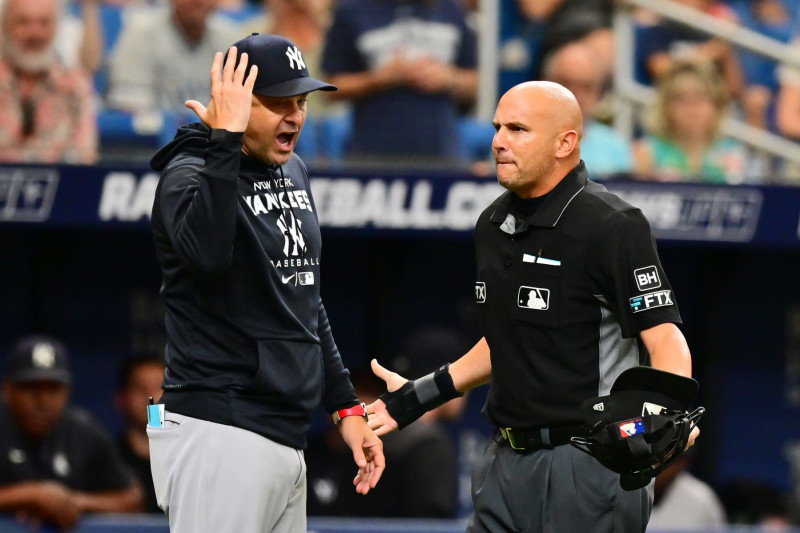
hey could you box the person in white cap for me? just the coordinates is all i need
[0,335,142,530]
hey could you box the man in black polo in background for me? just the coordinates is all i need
[0,335,142,531]
[367,81,699,533]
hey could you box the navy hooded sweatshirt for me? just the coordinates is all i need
[149,124,358,449]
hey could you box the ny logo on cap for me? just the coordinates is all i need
[32,342,56,368]
[286,46,306,70]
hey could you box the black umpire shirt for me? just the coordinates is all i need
[474,161,682,430]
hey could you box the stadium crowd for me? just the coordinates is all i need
[1,0,800,182]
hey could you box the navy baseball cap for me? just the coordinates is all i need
[227,33,337,97]
[4,335,72,385]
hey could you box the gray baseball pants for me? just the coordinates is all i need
[467,439,653,533]
[147,411,307,533]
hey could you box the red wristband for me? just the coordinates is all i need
[332,402,368,424]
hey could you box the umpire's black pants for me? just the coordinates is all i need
[467,439,653,533]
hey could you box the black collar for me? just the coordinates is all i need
[489,161,588,233]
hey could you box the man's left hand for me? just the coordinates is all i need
[338,417,385,494]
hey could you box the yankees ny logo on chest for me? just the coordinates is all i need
[277,211,306,257]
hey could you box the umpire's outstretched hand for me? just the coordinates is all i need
[365,359,406,437]
[185,46,257,132]
[339,416,385,495]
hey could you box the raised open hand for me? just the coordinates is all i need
[185,46,258,132]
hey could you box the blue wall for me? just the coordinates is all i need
[1,167,799,514]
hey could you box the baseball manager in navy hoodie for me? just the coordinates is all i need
[147,34,385,533]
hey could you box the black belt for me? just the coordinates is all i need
[499,425,587,452]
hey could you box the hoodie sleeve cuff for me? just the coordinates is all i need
[322,368,359,413]
[204,129,244,179]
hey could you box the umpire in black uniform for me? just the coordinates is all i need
[367,81,699,532]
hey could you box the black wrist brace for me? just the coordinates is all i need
[378,363,463,429]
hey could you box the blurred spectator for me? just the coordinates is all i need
[728,0,799,130]
[646,453,727,531]
[216,0,262,24]
[306,326,469,518]
[114,356,165,514]
[524,0,614,82]
[499,0,612,97]
[0,335,142,531]
[497,0,543,96]
[106,0,241,115]
[776,36,800,140]
[787,439,800,526]
[0,0,98,164]
[55,0,104,75]
[636,0,744,102]
[542,40,632,178]
[320,0,478,168]
[633,62,749,183]
[773,35,800,181]
[251,0,330,68]
[719,478,792,527]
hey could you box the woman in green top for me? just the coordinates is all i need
[633,62,747,184]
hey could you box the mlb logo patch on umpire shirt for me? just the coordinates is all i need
[518,286,549,310]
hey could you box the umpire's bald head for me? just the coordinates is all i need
[492,81,583,198]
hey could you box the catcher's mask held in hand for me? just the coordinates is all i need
[570,366,705,491]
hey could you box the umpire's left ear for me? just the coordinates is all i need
[555,129,579,160]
